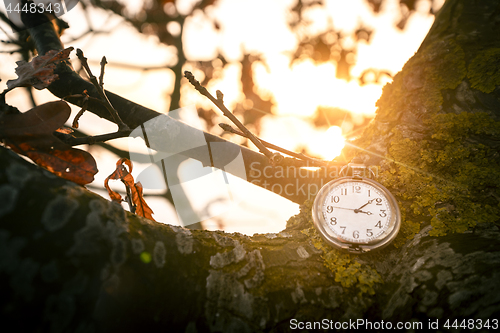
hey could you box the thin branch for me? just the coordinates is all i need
[219,123,329,166]
[25,86,37,108]
[56,129,131,146]
[62,93,108,107]
[71,91,89,129]
[88,60,171,72]
[0,48,23,54]
[53,128,153,162]
[184,71,276,160]
[0,11,21,34]
[124,183,136,214]
[76,48,129,132]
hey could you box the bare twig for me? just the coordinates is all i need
[124,184,136,214]
[0,49,22,54]
[184,71,276,160]
[63,93,108,107]
[56,130,130,146]
[64,49,131,146]
[72,91,89,129]
[99,56,107,88]
[88,60,170,72]
[219,123,329,166]
[76,48,129,132]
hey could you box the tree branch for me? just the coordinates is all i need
[1,144,499,332]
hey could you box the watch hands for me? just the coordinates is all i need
[330,206,356,211]
[330,207,373,215]
[355,199,376,211]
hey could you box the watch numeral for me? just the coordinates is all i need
[340,226,346,234]
[340,188,347,195]
[353,186,361,193]
[326,206,333,214]
[379,209,387,217]
[353,230,359,239]
[376,198,382,205]
[366,229,373,237]
[330,217,337,225]
[375,221,382,228]
[368,190,371,197]
[332,196,340,203]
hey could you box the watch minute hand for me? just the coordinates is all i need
[331,207,373,215]
[331,206,356,211]
[356,199,375,211]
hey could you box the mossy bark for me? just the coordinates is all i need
[352,0,500,239]
[1,145,500,332]
[2,0,500,331]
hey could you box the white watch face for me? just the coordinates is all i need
[321,180,393,244]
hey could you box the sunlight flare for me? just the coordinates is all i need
[254,57,382,118]
[310,125,345,161]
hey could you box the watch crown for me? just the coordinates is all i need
[341,157,370,178]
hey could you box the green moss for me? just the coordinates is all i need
[322,249,382,296]
[288,202,383,296]
[286,200,314,230]
[467,48,500,93]
[393,217,421,248]
[383,112,500,237]
[295,36,500,293]
[352,31,500,240]
[375,38,466,123]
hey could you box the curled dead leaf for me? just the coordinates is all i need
[104,158,155,221]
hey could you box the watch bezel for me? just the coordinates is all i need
[312,176,401,253]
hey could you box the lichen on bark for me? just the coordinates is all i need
[467,48,500,94]
[287,201,384,296]
[349,1,500,240]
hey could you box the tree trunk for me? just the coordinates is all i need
[1,0,500,332]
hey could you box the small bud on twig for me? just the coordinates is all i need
[99,56,107,88]
[216,90,224,102]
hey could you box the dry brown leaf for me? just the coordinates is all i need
[133,181,155,220]
[104,158,156,221]
[0,100,98,185]
[6,47,73,90]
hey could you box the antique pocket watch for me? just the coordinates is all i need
[312,158,401,253]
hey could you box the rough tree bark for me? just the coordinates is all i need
[1,0,500,332]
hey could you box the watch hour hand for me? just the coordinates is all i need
[355,199,375,211]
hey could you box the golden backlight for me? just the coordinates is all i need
[0,0,441,229]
